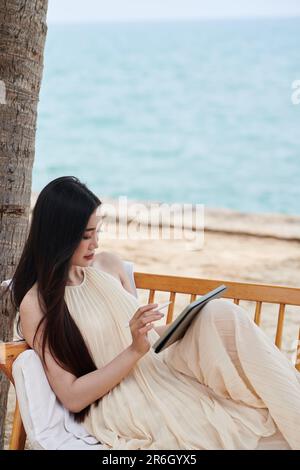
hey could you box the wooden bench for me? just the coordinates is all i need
[1,272,300,450]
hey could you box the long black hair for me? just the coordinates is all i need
[10,176,101,422]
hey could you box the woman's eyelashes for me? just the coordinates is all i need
[83,229,101,240]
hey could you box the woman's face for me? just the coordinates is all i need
[70,209,101,266]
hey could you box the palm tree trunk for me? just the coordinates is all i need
[0,0,48,449]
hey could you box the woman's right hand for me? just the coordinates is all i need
[129,304,164,356]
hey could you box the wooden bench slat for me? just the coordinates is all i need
[148,289,155,304]
[167,292,176,324]
[9,402,26,451]
[254,301,262,325]
[135,273,300,305]
[275,304,286,349]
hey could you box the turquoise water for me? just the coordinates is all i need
[34,18,300,214]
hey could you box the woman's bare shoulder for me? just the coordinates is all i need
[20,283,39,310]
[92,251,123,275]
[93,251,136,296]
[19,286,44,348]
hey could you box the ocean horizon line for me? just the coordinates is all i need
[47,15,300,26]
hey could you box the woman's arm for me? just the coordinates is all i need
[73,304,162,412]
[70,346,142,411]
[20,291,161,413]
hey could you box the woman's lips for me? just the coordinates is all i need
[84,253,94,260]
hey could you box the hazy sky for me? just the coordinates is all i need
[47,0,300,23]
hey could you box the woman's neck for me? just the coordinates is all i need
[67,266,85,286]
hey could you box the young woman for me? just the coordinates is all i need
[8,176,300,450]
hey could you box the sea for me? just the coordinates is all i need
[33,18,300,215]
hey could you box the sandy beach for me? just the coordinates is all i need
[4,196,300,449]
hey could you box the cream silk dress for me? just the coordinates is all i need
[64,266,300,450]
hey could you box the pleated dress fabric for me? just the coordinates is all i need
[64,266,300,450]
